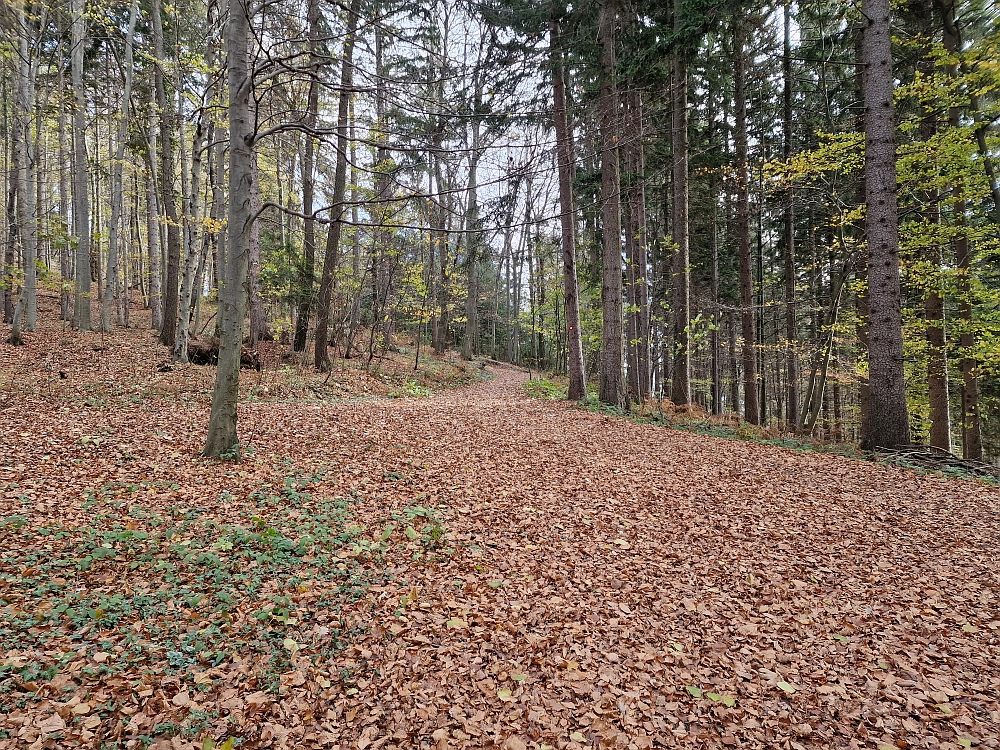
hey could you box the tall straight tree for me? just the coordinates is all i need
[153,0,182,346]
[100,0,139,333]
[550,16,586,400]
[9,0,36,341]
[941,0,981,459]
[293,0,321,353]
[859,0,910,450]
[70,0,91,331]
[204,0,252,457]
[598,0,627,409]
[782,0,798,427]
[670,0,691,406]
[733,17,758,424]
[314,0,362,371]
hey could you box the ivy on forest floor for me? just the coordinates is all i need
[0,469,385,716]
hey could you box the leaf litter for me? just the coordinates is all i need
[2,314,1000,749]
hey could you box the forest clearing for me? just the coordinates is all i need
[2,305,1000,749]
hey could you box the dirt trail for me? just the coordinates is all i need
[2,362,999,749]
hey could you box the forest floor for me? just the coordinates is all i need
[2,301,1000,750]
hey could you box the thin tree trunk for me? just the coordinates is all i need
[598,0,627,408]
[70,0,91,331]
[174,115,207,360]
[101,0,139,333]
[314,0,362,370]
[670,2,690,406]
[293,0,320,353]
[17,5,38,331]
[859,0,910,449]
[153,0,182,347]
[247,150,267,346]
[734,19,759,424]
[146,115,163,330]
[551,16,586,400]
[782,0,799,427]
[57,52,72,321]
[942,2,981,459]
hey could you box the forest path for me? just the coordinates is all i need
[248,365,1000,749]
[2,360,999,749]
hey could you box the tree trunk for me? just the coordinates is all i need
[551,17,586,400]
[782,0,799,427]
[101,0,139,333]
[57,51,72,321]
[174,116,207,360]
[248,151,267,347]
[204,0,252,458]
[670,3,690,406]
[293,0,320,353]
[941,2,981,459]
[70,0,91,331]
[153,0,182,347]
[734,19,759,424]
[314,0,362,370]
[859,0,910,450]
[146,115,163,330]
[598,0,627,409]
[13,2,36,333]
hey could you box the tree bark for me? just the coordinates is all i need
[734,19,759,424]
[550,17,586,400]
[782,0,799,427]
[101,0,139,333]
[314,0,362,370]
[13,1,37,333]
[293,0,320,353]
[57,45,72,321]
[598,0,627,409]
[940,3,981,459]
[153,0,182,347]
[204,0,252,458]
[670,1,690,406]
[859,0,910,450]
[70,0,91,330]
[146,114,163,330]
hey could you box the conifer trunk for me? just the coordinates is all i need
[859,0,910,450]
[550,17,586,400]
[598,0,627,408]
[734,19,758,424]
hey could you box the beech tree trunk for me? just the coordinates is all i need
[153,0,182,347]
[859,0,910,450]
[204,0,252,458]
[101,0,139,333]
[146,115,163,330]
[13,1,37,334]
[57,52,72,321]
[70,0,91,331]
[598,0,627,409]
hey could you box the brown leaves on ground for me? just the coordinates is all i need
[2,313,999,749]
